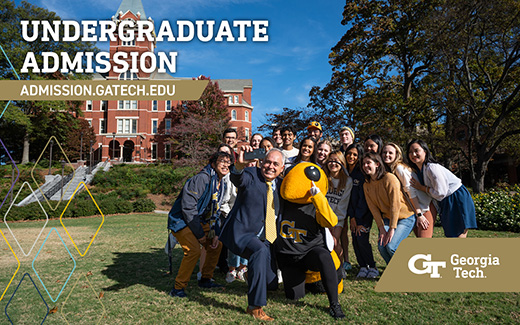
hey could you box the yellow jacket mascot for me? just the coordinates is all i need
[275,162,345,319]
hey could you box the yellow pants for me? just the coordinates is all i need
[173,223,222,290]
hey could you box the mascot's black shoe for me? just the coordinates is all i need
[329,302,346,319]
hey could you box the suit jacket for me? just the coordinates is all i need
[219,166,282,256]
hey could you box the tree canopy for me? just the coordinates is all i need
[307,0,520,192]
[169,77,229,166]
[0,0,98,164]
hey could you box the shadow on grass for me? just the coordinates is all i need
[102,247,177,293]
[101,247,249,313]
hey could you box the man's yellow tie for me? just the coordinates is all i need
[265,181,276,243]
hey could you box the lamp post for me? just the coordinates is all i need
[112,132,116,161]
[89,140,94,174]
[60,160,65,198]
[48,139,54,175]
[80,131,83,161]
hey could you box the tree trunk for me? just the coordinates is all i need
[471,160,487,194]
[22,132,30,164]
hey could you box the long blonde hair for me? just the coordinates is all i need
[323,150,348,190]
[383,142,411,173]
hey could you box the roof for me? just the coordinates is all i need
[214,79,252,92]
[116,0,147,20]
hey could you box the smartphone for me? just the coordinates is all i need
[243,148,266,160]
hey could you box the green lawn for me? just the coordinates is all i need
[0,213,518,324]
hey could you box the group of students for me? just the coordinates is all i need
[168,123,478,320]
[242,123,477,276]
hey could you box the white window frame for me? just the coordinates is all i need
[116,118,138,134]
[245,128,250,141]
[245,110,249,122]
[101,100,108,111]
[151,143,158,160]
[165,118,171,135]
[165,143,171,160]
[228,96,233,105]
[86,100,92,111]
[231,110,237,121]
[152,100,158,111]
[152,119,158,134]
[234,95,239,104]
[86,118,92,126]
[118,72,138,110]
[165,100,171,111]
[99,119,106,134]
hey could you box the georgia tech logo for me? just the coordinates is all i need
[408,254,446,278]
[280,220,307,243]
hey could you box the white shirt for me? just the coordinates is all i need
[394,164,431,211]
[422,163,462,202]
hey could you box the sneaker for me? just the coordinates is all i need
[226,270,237,283]
[236,268,247,282]
[169,288,187,298]
[343,261,352,271]
[356,267,368,278]
[366,267,380,279]
[329,302,346,319]
[198,278,223,288]
[197,272,202,281]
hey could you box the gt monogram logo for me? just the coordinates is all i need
[408,254,446,278]
[280,220,307,243]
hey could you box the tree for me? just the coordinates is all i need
[310,0,520,192]
[0,0,97,164]
[427,0,520,192]
[169,77,229,166]
[309,0,442,145]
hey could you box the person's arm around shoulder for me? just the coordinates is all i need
[425,163,450,201]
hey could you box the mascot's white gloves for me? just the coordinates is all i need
[310,181,320,196]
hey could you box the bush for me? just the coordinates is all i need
[133,198,156,213]
[114,199,134,214]
[473,185,520,232]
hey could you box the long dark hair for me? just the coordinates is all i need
[345,143,364,170]
[293,136,317,164]
[406,139,437,172]
[364,134,383,155]
[362,152,386,182]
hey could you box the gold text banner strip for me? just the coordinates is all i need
[0,80,209,101]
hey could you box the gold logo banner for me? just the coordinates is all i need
[0,80,209,101]
[375,238,520,292]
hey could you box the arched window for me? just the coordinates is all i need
[119,71,138,80]
[231,110,237,120]
[118,72,138,109]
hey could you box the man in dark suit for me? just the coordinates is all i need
[219,146,285,321]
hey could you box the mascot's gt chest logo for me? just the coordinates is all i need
[280,220,307,243]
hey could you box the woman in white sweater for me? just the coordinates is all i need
[406,139,477,238]
[382,143,434,237]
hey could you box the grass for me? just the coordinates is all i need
[0,213,518,324]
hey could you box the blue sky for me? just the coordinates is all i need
[14,0,346,132]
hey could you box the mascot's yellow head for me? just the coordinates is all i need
[281,162,328,204]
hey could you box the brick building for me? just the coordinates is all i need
[81,0,253,162]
